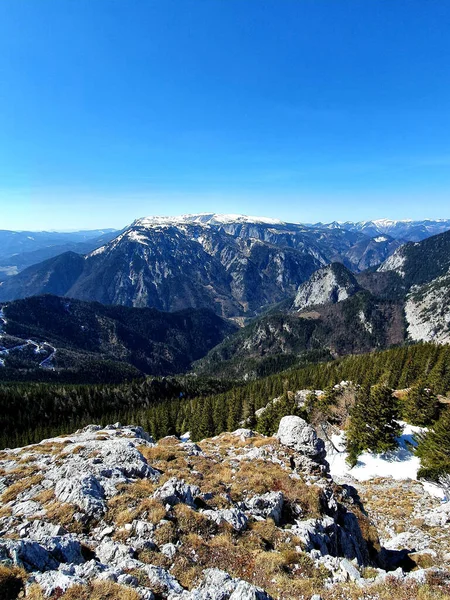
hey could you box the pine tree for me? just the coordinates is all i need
[345,384,401,467]
[416,407,450,496]
[402,382,441,426]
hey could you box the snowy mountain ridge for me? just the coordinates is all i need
[133,213,285,229]
[316,218,450,241]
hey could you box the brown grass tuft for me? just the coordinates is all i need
[1,474,43,503]
[0,564,27,600]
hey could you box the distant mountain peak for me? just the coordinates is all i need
[132,213,286,228]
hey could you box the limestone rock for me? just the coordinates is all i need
[245,492,284,525]
[153,477,200,507]
[203,508,248,532]
[277,416,326,462]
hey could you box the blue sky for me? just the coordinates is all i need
[0,0,449,230]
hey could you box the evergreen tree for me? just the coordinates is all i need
[416,407,450,496]
[402,382,441,426]
[244,397,257,429]
[345,384,401,467]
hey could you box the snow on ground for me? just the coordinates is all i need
[326,421,446,499]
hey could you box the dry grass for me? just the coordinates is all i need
[58,580,141,600]
[33,488,55,505]
[19,441,66,456]
[318,574,450,600]
[24,583,46,600]
[171,554,203,590]
[107,493,166,527]
[174,503,216,537]
[1,473,43,503]
[6,463,40,480]
[45,501,83,533]
[0,504,12,518]
[153,519,177,545]
[0,564,27,600]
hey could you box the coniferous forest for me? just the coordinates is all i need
[1,342,449,451]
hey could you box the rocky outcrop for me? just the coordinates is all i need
[169,568,272,600]
[0,422,437,599]
[405,272,450,344]
[293,263,361,311]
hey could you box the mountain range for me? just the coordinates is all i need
[0,214,449,381]
[196,229,450,378]
[0,214,405,316]
[314,218,450,242]
[0,228,119,280]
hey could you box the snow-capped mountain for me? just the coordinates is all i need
[0,213,399,317]
[315,219,450,242]
[134,213,285,227]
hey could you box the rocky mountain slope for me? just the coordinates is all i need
[2,419,447,600]
[292,263,361,311]
[197,229,450,378]
[0,295,236,380]
[375,230,450,343]
[195,291,404,379]
[404,273,450,343]
[0,215,400,317]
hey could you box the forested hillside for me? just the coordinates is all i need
[1,342,448,450]
[196,292,405,378]
[0,295,236,381]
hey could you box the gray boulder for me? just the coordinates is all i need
[19,520,66,542]
[96,539,134,565]
[0,539,58,572]
[31,570,86,597]
[340,558,361,581]
[153,477,200,507]
[55,474,105,517]
[168,568,272,600]
[277,416,326,462]
[245,492,284,525]
[142,564,184,595]
[203,508,248,532]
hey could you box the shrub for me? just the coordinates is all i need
[0,564,27,600]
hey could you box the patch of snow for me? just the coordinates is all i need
[326,422,444,499]
[126,230,150,245]
[372,218,413,228]
[88,245,107,257]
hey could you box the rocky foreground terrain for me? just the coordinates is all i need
[0,419,450,599]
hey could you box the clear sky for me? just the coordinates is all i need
[0,0,449,230]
